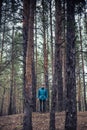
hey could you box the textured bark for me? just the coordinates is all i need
[55,0,63,112]
[62,0,66,110]
[0,0,3,27]
[49,0,54,79]
[1,2,6,62]
[22,0,30,108]
[78,14,86,111]
[77,76,81,111]
[76,49,81,111]
[84,7,87,34]
[42,0,49,111]
[32,43,36,112]
[0,87,5,116]
[34,11,38,112]
[65,0,77,130]
[50,0,63,129]
[49,68,57,130]
[49,111,55,130]
[23,0,31,129]
[23,0,36,130]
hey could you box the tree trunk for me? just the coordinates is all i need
[0,87,5,116]
[32,0,36,112]
[22,0,30,112]
[49,0,63,128]
[0,0,3,27]
[8,26,16,115]
[35,10,38,111]
[23,0,36,130]
[49,78,57,130]
[62,0,66,110]
[76,52,82,111]
[77,76,82,111]
[49,0,54,79]
[1,2,6,62]
[42,0,49,111]
[32,40,36,112]
[78,14,86,111]
[65,1,77,130]
[55,0,63,112]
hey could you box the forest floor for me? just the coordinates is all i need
[0,111,87,130]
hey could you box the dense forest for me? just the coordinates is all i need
[0,0,87,130]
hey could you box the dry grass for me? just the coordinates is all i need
[0,112,87,130]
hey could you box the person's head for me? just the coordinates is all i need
[42,83,45,86]
[41,83,45,88]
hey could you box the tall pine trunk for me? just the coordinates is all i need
[49,0,54,79]
[23,0,36,130]
[22,0,30,112]
[62,0,66,110]
[0,87,5,115]
[49,0,63,129]
[42,0,49,111]
[1,2,6,62]
[65,1,77,130]
[55,0,63,112]
[0,0,3,28]
[76,52,81,111]
[8,25,16,115]
[78,14,86,111]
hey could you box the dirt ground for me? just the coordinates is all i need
[0,111,87,130]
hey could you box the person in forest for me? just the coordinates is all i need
[37,84,48,112]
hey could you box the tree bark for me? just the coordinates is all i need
[0,87,5,116]
[49,0,54,79]
[78,14,86,111]
[42,0,49,111]
[50,0,63,129]
[65,1,77,130]
[8,25,16,115]
[23,0,36,130]
[0,0,3,27]
[1,1,6,62]
[55,0,63,112]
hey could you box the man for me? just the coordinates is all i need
[37,84,48,112]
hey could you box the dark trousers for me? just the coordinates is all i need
[39,99,46,112]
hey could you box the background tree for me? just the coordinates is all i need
[42,0,49,111]
[0,0,23,116]
[0,0,3,28]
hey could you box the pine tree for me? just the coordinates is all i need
[23,0,36,129]
[65,0,77,129]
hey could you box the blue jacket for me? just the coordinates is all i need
[37,87,48,100]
